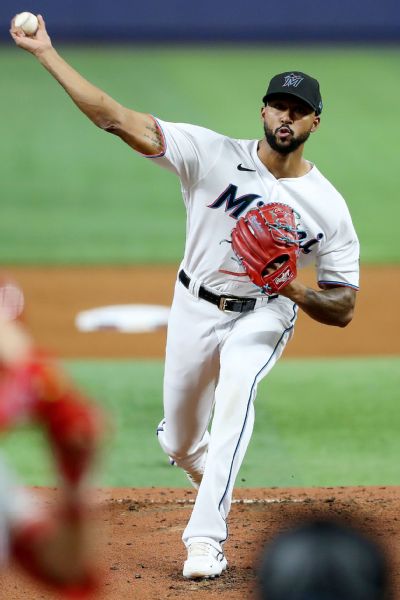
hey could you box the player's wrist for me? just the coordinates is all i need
[34,44,55,61]
[279,280,306,303]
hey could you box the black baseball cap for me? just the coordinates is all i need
[263,71,323,115]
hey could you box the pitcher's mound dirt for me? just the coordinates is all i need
[3,487,400,599]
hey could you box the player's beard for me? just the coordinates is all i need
[264,123,311,155]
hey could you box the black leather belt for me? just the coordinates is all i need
[179,269,277,313]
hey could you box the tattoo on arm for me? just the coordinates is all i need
[143,124,163,150]
[300,286,357,327]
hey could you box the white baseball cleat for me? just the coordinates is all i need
[167,456,203,489]
[167,453,204,490]
[183,542,228,579]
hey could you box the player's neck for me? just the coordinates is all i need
[257,139,311,180]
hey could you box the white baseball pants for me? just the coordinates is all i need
[157,277,297,550]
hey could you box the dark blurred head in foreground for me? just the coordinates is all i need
[257,519,389,600]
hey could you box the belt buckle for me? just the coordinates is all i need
[218,295,234,312]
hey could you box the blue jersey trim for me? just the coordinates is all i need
[318,280,359,290]
[217,304,298,544]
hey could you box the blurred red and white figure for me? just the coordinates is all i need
[0,278,103,598]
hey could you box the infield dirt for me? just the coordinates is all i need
[3,264,399,358]
[1,265,399,599]
[3,487,400,599]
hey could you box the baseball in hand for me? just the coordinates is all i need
[14,12,38,36]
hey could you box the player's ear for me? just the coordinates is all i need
[261,106,267,119]
[311,115,320,133]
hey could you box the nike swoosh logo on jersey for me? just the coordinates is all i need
[237,163,256,172]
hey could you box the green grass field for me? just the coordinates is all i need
[2,357,399,487]
[0,45,398,489]
[0,46,399,263]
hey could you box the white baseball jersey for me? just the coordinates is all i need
[150,118,359,296]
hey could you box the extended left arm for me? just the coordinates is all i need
[279,282,357,327]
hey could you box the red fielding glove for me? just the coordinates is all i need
[0,350,102,487]
[231,202,300,295]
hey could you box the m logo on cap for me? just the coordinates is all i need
[282,73,304,88]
